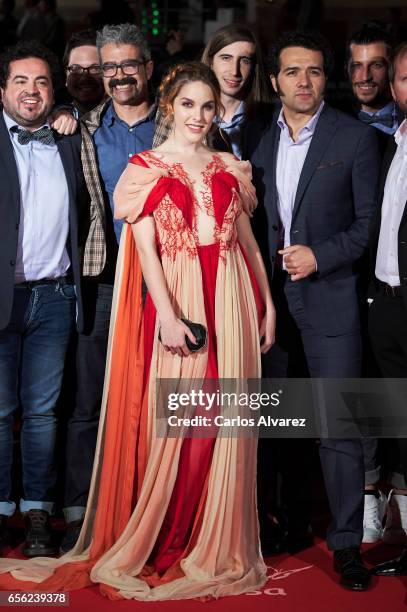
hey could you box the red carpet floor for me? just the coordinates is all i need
[3,538,407,612]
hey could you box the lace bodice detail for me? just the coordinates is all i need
[114,151,257,262]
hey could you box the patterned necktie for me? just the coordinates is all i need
[11,125,55,145]
[358,110,394,129]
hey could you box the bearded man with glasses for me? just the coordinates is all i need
[63,29,105,118]
[60,23,156,554]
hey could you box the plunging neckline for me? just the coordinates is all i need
[135,150,240,249]
[141,150,226,213]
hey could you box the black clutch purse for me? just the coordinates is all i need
[159,318,207,352]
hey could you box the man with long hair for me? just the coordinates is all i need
[154,23,274,158]
[201,23,273,157]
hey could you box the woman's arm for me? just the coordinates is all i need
[236,211,276,353]
[131,217,197,357]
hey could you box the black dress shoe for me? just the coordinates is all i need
[260,511,288,556]
[60,519,83,554]
[0,515,10,556]
[260,514,314,557]
[334,547,371,591]
[372,549,407,576]
[23,509,57,557]
[286,527,314,554]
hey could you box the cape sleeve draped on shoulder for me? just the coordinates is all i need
[225,157,257,217]
[113,154,167,223]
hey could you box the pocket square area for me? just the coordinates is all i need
[317,160,343,170]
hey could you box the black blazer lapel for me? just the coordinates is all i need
[56,136,79,266]
[291,105,338,221]
[0,114,21,214]
[267,117,281,216]
[379,137,397,199]
[56,135,77,207]
[370,138,397,243]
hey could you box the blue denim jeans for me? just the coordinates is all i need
[0,282,76,516]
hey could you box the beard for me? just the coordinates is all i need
[396,98,407,117]
[9,95,51,129]
[353,80,391,109]
[68,75,104,107]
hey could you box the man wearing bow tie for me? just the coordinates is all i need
[0,41,88,557]
[347,23,403,149]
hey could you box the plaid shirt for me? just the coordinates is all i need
[81,99,159,276]
[152,108,171,148]
[80,99,110,276]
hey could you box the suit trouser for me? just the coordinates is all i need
[259,299,314,541]
[360,299,382,485]
[63,283,113,522]
[282,277,364,550]
[368,290,407,489]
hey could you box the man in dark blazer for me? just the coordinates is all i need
[0,41,88,557]
[368,42,407,577]
[247,31,380,590]
[345,23,403,546]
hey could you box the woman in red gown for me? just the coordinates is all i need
[0,61,275,601]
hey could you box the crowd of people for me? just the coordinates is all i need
[0,15,406,600]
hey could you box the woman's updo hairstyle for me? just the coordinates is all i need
[158,61,224,124]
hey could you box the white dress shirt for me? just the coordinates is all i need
[3,110,71,283]
[375,119,407,286]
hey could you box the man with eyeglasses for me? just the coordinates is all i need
[61,22,155,554]
[63,29,105,118]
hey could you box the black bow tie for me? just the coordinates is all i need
[11,126,55,145]
[358,110,394,129]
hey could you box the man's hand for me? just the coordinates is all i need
[48,109,78,135]
[278,245,317,281]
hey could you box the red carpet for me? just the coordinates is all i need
[3,538,407,611]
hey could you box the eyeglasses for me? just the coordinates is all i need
[67,64,102,76]
[101,60,145,77]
